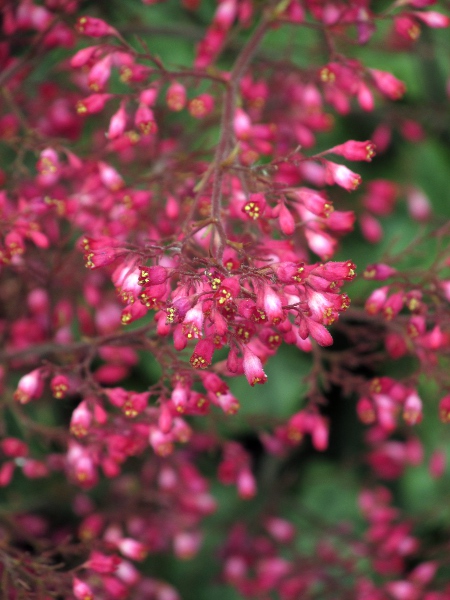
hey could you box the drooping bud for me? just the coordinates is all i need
[242,347,267,386]
[329,140,376,162]
[166,82,187,111]
[14,369,44,404]
[188,94,214,118]
[363,263,397,280]
[324,160,361,191]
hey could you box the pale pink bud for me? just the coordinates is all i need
[215,0,237,28]
[224,556,247,584]
[14,369,44,404]
[242,347,267,386]
[70,400,92,438]
[149,427,174,457]
[115,560,140,585]
[262,286,284,324]
[172,417,192,443]
[118,538,148,561]
[365,286,389,315]
[311,415,329,450]
[171,383,188,414]
[17,4,52,30]
[88,54,112,92]
[108,102,127,139]
[98,161,124,190]
[216,392,240,415]
[27,288,49,313]
[68,444,98,488]
[234,107,252,139]
[413,11,450,27]
[357,82,375,111]
[385,581,417,600]
[403,392,423,425]
[76,93,112,115]
[406,187,431,221]
[37,147,60,186]
[264,517,295,543]
[329,140,376,162]
[237,467,256,499]
[304,228,336,260]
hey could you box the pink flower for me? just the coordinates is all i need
[242,347,267,386]
[14,369,44,404]
[166,82,187,111]
[190,338,215,369]
[75,16,117,37]
[370,69,406,100]
[76,93,112,115]
[324,160,362,191]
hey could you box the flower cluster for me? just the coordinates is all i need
[0,0,449,598]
